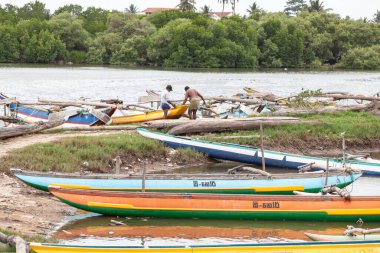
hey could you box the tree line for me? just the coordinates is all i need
[0,0,379,69]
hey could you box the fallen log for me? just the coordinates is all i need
[167,118,318,135]
[143,117,300,130]
[0,116,19,123]
[270,103,374,116]
[44,124,140,132]
[0,119,64,139]
[0,232,28,253]
[206,96,261,105]
[320,94,380,101]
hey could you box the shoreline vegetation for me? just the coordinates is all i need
[1,112,379,174]
[0,1,379,70]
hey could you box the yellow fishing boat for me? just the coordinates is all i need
[30,240,380,253]
[111,105,188,124]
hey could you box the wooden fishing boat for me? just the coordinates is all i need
[111,105,188,124]
[29,240,380,253]
[0,120,63,139]
[49,187,380,222]
[0,93,116,127]
[305,232,380,241]
[137,128,380,176]
[11,169,360,194]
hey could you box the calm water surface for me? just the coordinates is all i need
[54,162,380,246]
[0,66,379,102]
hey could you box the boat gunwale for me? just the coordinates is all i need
[11,169,361,180]
[30,240,380,249]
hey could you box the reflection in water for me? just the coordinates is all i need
[55,216,380,246]
[54,162,380,246]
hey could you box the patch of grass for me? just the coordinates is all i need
[1,133,167,173]
[172,148,207,164]
[202,112,380,149]
[0,133,206,173]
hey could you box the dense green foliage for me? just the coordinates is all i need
[0,1,379,69]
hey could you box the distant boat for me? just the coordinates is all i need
[29,240,380,253]
[11,169,361,195]
[137,128,380,176]
[305,232,380,242]
[111,105,188,124]
[49,186,380,222]
[0,92,116,127]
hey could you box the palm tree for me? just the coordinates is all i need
[247,2,260,15]
[177,0,196,12]
[218,0,229,13]
[201,5,212,17]
[126,4,138,14]
[308,0,331,12]
[230,0,239,15]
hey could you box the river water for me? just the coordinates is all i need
[0,66,379,102]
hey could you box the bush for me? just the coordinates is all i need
[340,46,380,70]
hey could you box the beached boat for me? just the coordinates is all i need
[137,128,380,176]
[111,105,188,124]
[28,240,380,253]
[305,232,380,242]
[0,93,116,127]
[49,186,380,222]
[11,169,361,194]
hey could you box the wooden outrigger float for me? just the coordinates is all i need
[11,169,361,195]
[0,120,64,139]
[29,240,380,253]
[49,186,380,222]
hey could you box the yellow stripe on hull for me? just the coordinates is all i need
[50,184,304,192]
[29,242,380,253]
[87,201,380,216]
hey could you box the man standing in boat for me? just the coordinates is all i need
[161,85,176,119]
[182,86,205,120]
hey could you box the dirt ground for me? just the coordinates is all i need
[0,131,124,236]
[0,130,189,237]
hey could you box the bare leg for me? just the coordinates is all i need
[163,109,168,119]
[188,108,193,120]
[193,110,197,120]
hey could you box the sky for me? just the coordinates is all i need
[0,0,379,20]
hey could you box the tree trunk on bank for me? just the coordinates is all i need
[165,118,318,135]
[0,119,64,139]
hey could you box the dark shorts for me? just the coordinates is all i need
[161,103,171,110]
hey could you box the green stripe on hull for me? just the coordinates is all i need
[21,180,354,195]
[56,197,380,222]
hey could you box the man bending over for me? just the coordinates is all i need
[182,86,205,120]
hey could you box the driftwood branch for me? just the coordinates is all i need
[0,116,19,123]
[228,165,272,177]
[344,226,380,236]
[321,94,380,101]
[322,185,350,199]
[0,232,28,253]
[0,119,64,139]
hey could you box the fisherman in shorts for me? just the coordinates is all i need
[182,86,205,120]
[161,85,176,119]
